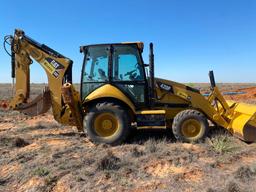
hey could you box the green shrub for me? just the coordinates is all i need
[209,134,237,154]
[33,167,50,177]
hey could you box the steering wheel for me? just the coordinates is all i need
[125,69,137,76]
[124,70,137,80]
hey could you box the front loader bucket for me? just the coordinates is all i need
[14,88,51,116]
[228,101,256,142]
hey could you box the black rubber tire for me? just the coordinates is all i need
[172,109,209,142]
[84,102,131,145]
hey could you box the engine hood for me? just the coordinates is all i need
[154,77,200,93]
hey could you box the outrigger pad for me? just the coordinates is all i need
[14,88,51,116]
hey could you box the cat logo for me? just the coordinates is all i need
[159,83,172,92]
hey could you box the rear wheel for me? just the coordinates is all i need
[84,102,131,145]
[172,109,209,142]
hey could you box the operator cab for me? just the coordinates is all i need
[80,43,148,107]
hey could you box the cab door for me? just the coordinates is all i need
[81,45,109,99]
[112,44,147,107]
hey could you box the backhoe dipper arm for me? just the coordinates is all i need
[8,29,83,130]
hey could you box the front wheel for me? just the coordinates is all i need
[84,102,131,145]
[172,109,209,142]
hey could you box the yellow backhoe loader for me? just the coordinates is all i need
[4,29,256,145]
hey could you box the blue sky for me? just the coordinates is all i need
[1,0,256,83]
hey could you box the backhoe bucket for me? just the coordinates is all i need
[13,88,51,116]
[228,101,256,142]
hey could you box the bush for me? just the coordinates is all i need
[33,167,50,177]
[97,151,121,171]
[225,181,241,192]
[209,134,237,154]
[13,137,30,147]
[144,138,168,154]
[145,139,158,153]
[130,147,144,157]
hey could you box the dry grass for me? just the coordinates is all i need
[235,166,256,182]
[1,117,256,191]
[1,83,256,192]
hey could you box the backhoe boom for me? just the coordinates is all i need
[7,29,83,129]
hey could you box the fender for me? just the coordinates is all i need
[84,84,136,113]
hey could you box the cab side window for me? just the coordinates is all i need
[113,45,144,81]
[81,46,109,98]
[112,45,146,103]
[83,46,108,82]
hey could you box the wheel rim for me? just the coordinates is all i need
[181,119,202,138]
[94,112,119,137]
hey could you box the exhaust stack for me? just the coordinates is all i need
[149,43,155,104]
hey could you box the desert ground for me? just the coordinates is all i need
[1,83,256,192]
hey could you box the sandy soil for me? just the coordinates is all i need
[1,83,256,192]
[224,86,256,104]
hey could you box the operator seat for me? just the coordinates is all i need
[98,69,108,81]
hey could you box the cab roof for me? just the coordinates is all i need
[80,42,144,53]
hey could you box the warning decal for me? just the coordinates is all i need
[42,58,64,78]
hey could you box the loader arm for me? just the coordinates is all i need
[7,29,83,130]
[155,76,256,142]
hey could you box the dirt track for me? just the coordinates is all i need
[1,84,256,192]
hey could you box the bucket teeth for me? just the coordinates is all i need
[14,87,51,116]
